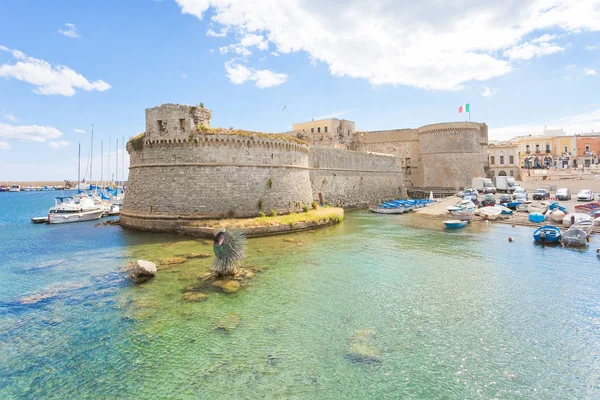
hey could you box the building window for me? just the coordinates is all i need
[509,155,514,164]
[324,126,328,133]
[179,119,186,132]
[490,156,495,165]
[311,128,314,133]
[510,170,514,177]
[535,144,540,153]
[526,145,530,154]
[157,120,164,134]
[500,155,504,165]
[546,144,551,153]
[405,158,411,167]
[317,127,321,133]
[586,145,591,153]
[564,145,568,154]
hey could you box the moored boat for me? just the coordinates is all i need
[528,201,550,214]
[533,225,561,243]
[548,209,566,223]
[443,220,468,229]
[574,202,600,215]
[494,205,513,215]
[8,184,21,192]
[529,212,545,223]
[561,228,588,247]
[31,217,48,224]
[450,209,474,221]
[563,213,593,228]
[47,196,104,224]
[369,206,405,214]
[479,207,502,220]
[506,201,522,210]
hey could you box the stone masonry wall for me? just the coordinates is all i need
[145,104,212,143]
[309,147,403,207]
[122,134,313,225]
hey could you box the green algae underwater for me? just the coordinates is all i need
[2,193,600,399]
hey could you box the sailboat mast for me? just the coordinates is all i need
[78,143,81,189]
[122,136,125,183]
[108,137,111,183]
[101,141,104,184]
[90,124,94,183]
[116,138,119,184]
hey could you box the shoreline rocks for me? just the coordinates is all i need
[132,260,157,281]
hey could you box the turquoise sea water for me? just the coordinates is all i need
[1,191,600,399]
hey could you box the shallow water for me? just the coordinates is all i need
[1,192,600,399]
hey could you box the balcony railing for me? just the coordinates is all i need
[585,151,593,156]
[525,150,531,154]
[545,149,551,153]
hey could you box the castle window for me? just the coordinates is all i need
[324,127,328,133]
[509,155,514,164]
[490,156,495,165]
[157,120,164,134]
[179,119,186,132]
[564,145,568,153]
[500,155,504,165]
[311,128,314,133]
[405,158,411,167]
[318,127,321,133]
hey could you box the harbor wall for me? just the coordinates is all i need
[308,148,402,207]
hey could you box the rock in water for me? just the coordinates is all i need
[346,329,382,364]
[132,260,157,279]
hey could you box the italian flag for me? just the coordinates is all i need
[458,104,470,113]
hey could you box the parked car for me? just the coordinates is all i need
[481,194,496,207]
[555,188,571,201]
[577,189,594,201]
[512,187,528,201]
[498,193,511,204]
[532,188,550,200]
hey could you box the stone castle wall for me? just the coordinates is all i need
[122,134,314,231]
[309,148,403,207]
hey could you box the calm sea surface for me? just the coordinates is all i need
[1,191,600,399]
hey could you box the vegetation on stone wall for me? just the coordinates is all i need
[193,126,308,145]
[200,102,204,108]
[129,132,145,151]
[257,199,263,209]
[302,204,309,212]
[311,201,319,210]
[268,178,273,189]
[270,209,277,217]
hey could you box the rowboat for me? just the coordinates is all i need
[561,228,589,247]
[528,201,550,214]
[479,207,502,220]
[548,209,566,223]
[528,212,545,223]
[494,205,513,215]
[516,201,532,212]
[443,220,468,229]
[563,213,593,228]
[533,225,561,243]
[450,209,474,221]
[574,202,600,215]
[571,220,594,234]
[369,206,405,214]
[506,201,522,210]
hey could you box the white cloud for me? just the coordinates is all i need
[181,72,188,78]
[4,114,17,122]
[584,68,596,75]
[270,52,279,57]
[224,60,287,88]
[490,108,600,140]
[207,28,228,37]
[0,141,10,150]
[218,33,268,56]
[175,0,600,90]
[209,49,215,54]
[585,44,599,50]
[73,128,86,134]
[49,140,70,149]
[504,35,564,61]
[0,123,63,142]
[481,86,499,97]
[0,46,111,96]
[314,109,355,120]
[58,23,80,39]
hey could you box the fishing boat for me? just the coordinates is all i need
[479,207,502,220]
[561,229,589,247]
[548,202,567,213]
[571,220,594,234]
[528,201,550,214]
[494,205,513,215]
[447,199,475,212]
[450,209,474,221]
[533,225,561,243]
[529,212,545,223]
[47,196,104,224]
[506,201,522,210]
[8,185,21,192]
[575,202,600,216]
[443,220,468,229]
[369,206,405,214]
[22,186,34,192]
[548,209,566,223]
[563,213,593,228]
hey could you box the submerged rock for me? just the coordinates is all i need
[132,260,157,280]
[183,292,208,302]
[159,257,187,266]
[346,329,382,364]
[213,312,240,332]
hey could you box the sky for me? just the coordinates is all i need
[0,0,599,181]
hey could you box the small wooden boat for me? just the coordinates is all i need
[369,206,405,214]
[533,225,561,243]
[494,205,513,215]
[450,209,474,221]
[548,209,566,223]
[516,201,532,212]
[480,207,502,220]
[528,201,550,214]
[571,220,593,234]
[443,220,468,229]
[529,212,545,223]
[575,202,600,215]
[563,213,593,228]
[561,228,588,247]
[31,217,48,224]
[506,201,522,210]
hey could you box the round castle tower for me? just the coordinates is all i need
[121,104,313,232]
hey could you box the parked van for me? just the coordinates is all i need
[493,176,519,193]
[471,177,496,194]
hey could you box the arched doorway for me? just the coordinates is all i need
[499,170,507,176]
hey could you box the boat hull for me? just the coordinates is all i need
[443,220,468,229]
[48,209,104,224]
[369,207,405,214]
[561,229,588,247]
[533,225,562,243]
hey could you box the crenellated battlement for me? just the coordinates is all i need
[145,103,212,143]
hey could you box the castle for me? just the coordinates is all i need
[121,104,488,232]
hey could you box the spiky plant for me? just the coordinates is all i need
[212,230,246,276]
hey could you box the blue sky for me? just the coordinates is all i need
[0,0,599,181]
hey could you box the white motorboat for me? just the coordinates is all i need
[561,229,589,247]
[8,185,21,192]
[48,196,104,224]
[479,207,502,220]
[22,186,34,192]
[562,213,593,228]
[447,199,475,212]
